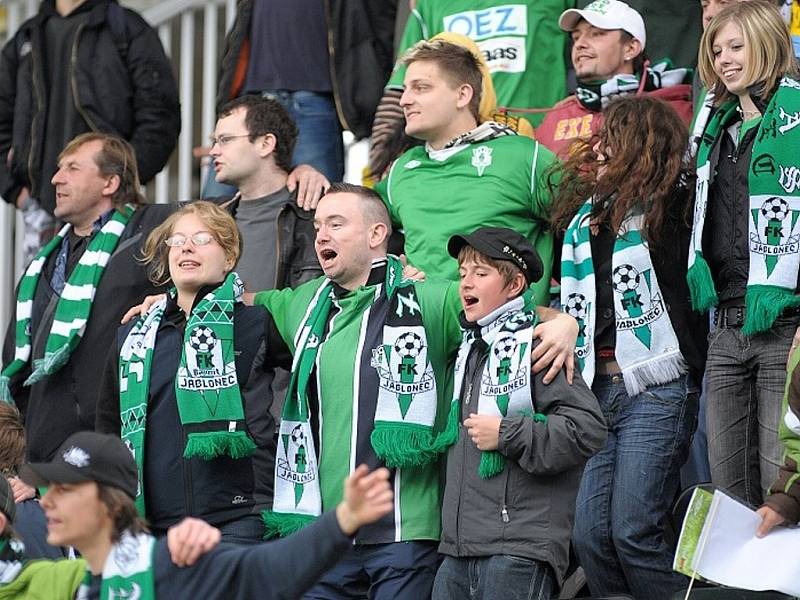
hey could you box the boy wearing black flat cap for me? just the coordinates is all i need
[432,227,607,599]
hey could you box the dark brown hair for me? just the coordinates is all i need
[0,404,25,477]
[550,96,693,245]
[97,484,149,542]
[218,95,299,173]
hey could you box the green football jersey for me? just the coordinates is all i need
[255,275,462,543]
[389,0,574,125]
[376,135,557,306]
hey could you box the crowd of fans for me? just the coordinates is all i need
[0,0,800,599]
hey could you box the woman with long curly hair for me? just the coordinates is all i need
[552,96,706,600]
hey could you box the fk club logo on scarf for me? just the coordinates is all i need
[689,77,800,334]
[562,201,687,396]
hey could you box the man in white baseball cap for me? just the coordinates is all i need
[559,0,647,49]
[535,0,693,158]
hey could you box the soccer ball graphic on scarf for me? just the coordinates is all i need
[612,264,640,294]
[394,332,424,358]
[565,293,588,320]
[189,326,217,353]
[761,196,789,222]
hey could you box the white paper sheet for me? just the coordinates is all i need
[692,491,800,596]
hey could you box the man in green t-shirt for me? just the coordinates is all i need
[252,183,578,599]
[374,39,558,306]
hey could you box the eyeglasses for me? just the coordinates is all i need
[164,232,216,247]
[209,134,250,147]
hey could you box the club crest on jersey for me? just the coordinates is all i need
[612,264,666,350]
[750,196,800,276]
[472,146,493,176]
[371,329,434,418]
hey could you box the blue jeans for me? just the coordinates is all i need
[705,316,798,506]
[432,555,554,600]
[202,89,344,198]
[303,541,439,600]
[573,374,698,600]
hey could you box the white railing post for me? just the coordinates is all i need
[200,3,219,191]
[177,10,195,202]
[155,22,173,204]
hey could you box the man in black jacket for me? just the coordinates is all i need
[0,0,180,263]
[1,133,175,463]
[208,95,321,293]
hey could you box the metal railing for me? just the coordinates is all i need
[0,0,237,327]
[0,0,369,329]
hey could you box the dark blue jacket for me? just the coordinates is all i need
[96,292,291,531]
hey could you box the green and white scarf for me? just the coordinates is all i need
[75,532,155,600]
[442,292,545,479]
[0,205,134,402]
[688,77,800,334]
[575,60,691,112]
[562,200,687,396]
[0,537,27,585]
[118,272,256,515]
[262,256,438,538]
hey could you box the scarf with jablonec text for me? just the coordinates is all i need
[561,200,687,396]
[75,532,155,600]
[118,273,256,515]
[0,205,134,402]
[438,292,545,479]
[262,256,440,538]
[688,77,800,334]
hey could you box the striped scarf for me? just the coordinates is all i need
[0,205,134,403]
[688,78,800,334]
[562,200,687,396]
[75,532,155,600]
[441,292,546,479]
[118,273,256,515]
[262,256,439,538]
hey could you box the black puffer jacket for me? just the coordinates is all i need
[96,292,292,531]
[0,0,180,213]
[216,0,396,139]
[1,203,176,462]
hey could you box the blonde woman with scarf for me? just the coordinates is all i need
[96,201,288,543]
[689,0,800,510]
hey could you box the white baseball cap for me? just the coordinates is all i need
[559,0,646,49]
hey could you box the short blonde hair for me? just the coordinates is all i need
[140,201,241,286]
[698,0,797,104]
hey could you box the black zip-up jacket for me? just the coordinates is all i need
[83,511,351,599]
[216,0,396,139]
[208,191,322,290]
[0,0,180,213]
[439,328,607,586]
[1,203,176,462]
[96,291,292,531]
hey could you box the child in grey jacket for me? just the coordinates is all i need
[433,227,607,600]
